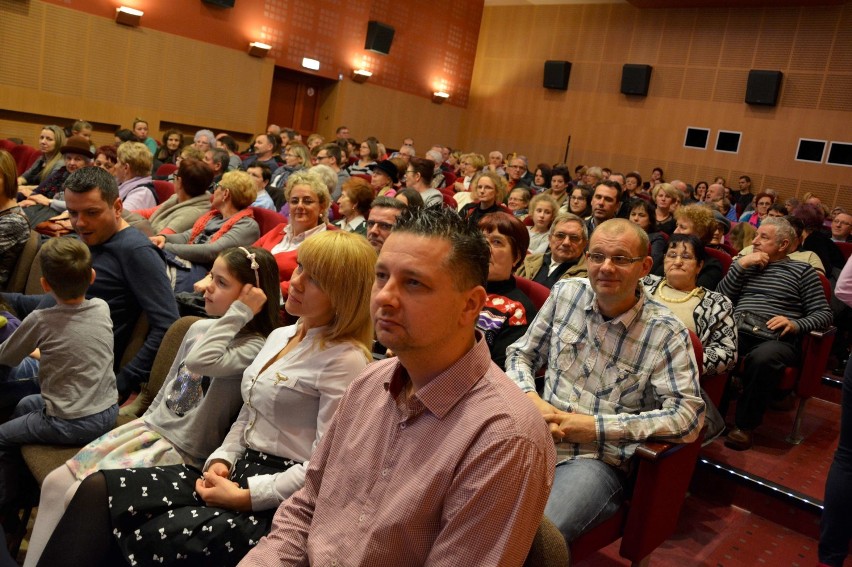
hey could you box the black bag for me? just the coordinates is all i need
[735,312,781,342]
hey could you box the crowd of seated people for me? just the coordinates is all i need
[0,122,851,565]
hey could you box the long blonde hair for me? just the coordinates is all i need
[39,125,65,182]
[297,231,376,358]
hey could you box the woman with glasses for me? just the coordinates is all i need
[642,233,736,377]
[150,170,260,293]
[477,213,538,370]
[739,191,774,228]
[254,170,330,299]
[452,153,485,194]
[131,158,213,236]
[460,171,509,225]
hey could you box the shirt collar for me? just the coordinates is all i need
[384,331,491,420]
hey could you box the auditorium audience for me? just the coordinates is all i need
[652,182,681,234]
[151,170,259,292]
[246,163,275,211]
[92,145,117,175]
[38,231,376,566]
[654,203,724,290]
[23,246,280,566]
[314,143,349,200]
[587,180,623,235]
[832,211,852,243]
[739,191,774,227]
[269,142,310,199]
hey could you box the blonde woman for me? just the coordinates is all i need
[17,125,65,190]
[653,182,682,235]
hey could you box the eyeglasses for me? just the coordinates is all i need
[665,252,696,261]
[289,197,317,206]
[316,154,330,160]
[406,169,415,175]
[552,232,584,243]
[507,165,525,170]
[366,220,394,231]
[587,253,645,266]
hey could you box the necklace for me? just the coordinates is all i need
[657,279,700,303]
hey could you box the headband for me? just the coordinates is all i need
[238,246,260,287]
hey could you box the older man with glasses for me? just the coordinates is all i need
[516,213,589,289]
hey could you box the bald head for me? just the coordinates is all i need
[706,183,724,201]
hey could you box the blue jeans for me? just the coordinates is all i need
[0,394,118,507]
[544,458,625,543]
[0,356,40,409]
[819,356,852,566]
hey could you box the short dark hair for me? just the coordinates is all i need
[318,143,343,166]
[478,212,530,269]
[784,215,805,239]
[666,233,706,264]
[739,175,751,183]
[114,128,135,143]
[178,158,214,197]
[371,195,406,211]
[394,207,489,290]
[408,157,435,185]
[626,171,642,187]
[396,188,424,210]
[64,166,119,204]
[40,237,92,300]
[596,179,623,202]
[259,133,280,154]
[209,148,229,171]
[550,166,570,183]
[218,135,238,153]
[628,198,658,233]
[247,162,272,184]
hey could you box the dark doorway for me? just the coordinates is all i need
[267,67,335,137]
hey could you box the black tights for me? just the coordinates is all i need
[36,472,127,567]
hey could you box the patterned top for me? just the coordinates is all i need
[240,334,555,567]
[642,275,737,376]
[505,278,705,468]
[717,258,832,334]
[0,206,29,288]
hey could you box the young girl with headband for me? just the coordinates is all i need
[25,246,281,566]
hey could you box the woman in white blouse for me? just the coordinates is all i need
[37,231,377,567]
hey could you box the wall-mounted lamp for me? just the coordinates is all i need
[302,57,320,71]
[432,91,450,104]
[351,69,372,83]
[115,6,143,27]
[248,42,271,58]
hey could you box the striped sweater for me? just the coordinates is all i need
[717,257,832,334]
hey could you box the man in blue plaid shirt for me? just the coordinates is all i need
[506,218,705,546]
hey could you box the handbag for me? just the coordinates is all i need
[735,312,780,342]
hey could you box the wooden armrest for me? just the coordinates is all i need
[809,326,836,339]
[634,441,677,461]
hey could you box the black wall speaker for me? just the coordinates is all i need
[621,64,652,96]
[202,0,235,7]
[365,21,395,55]
[746,70,783,106]
[543,60,571,90]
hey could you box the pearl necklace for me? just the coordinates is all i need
[657,279,700,303]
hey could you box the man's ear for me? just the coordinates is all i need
[778,238,791,254]
[39,276,52,294]
[112,197,123,217]
[460,285,487,328]
[640,255,653,277]
[90,268,97,285]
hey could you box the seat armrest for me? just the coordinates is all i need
[634,441,676,461]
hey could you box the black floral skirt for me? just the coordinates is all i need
[102,449,298,566]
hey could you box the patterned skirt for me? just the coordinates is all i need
[66,418,188,481]
[103,449,298,567]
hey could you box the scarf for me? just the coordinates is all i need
[188,208,254,244]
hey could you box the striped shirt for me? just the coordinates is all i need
[717,257,832,334]
[505,278,705,469]
[241,334,555,567]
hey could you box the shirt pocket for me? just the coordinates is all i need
[596,361,644,410]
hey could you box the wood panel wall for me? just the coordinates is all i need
[461,2,852,210]
[0,0,274,149]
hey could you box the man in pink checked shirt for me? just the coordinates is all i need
[241,207,556,567]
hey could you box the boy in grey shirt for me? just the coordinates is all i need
[0,237,118,507]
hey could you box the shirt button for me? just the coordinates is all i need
[358,514,365,522]
[400,423,406,430]
[381,468,389,477]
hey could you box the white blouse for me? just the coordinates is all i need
[206,323,369,511]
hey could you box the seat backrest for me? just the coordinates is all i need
[688,329,704,376]
[9,145,41,176]
[705,246,731,276]
[156,163,178,178]
[523,516,570,567]
[817,271,831,301]
[145,316,201,398]
[836,241,852,261]
[152,180,175,203]
[24,245,45,295]
[515,276,550,310]
[2,230,40,294]
[250,206,287,235]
